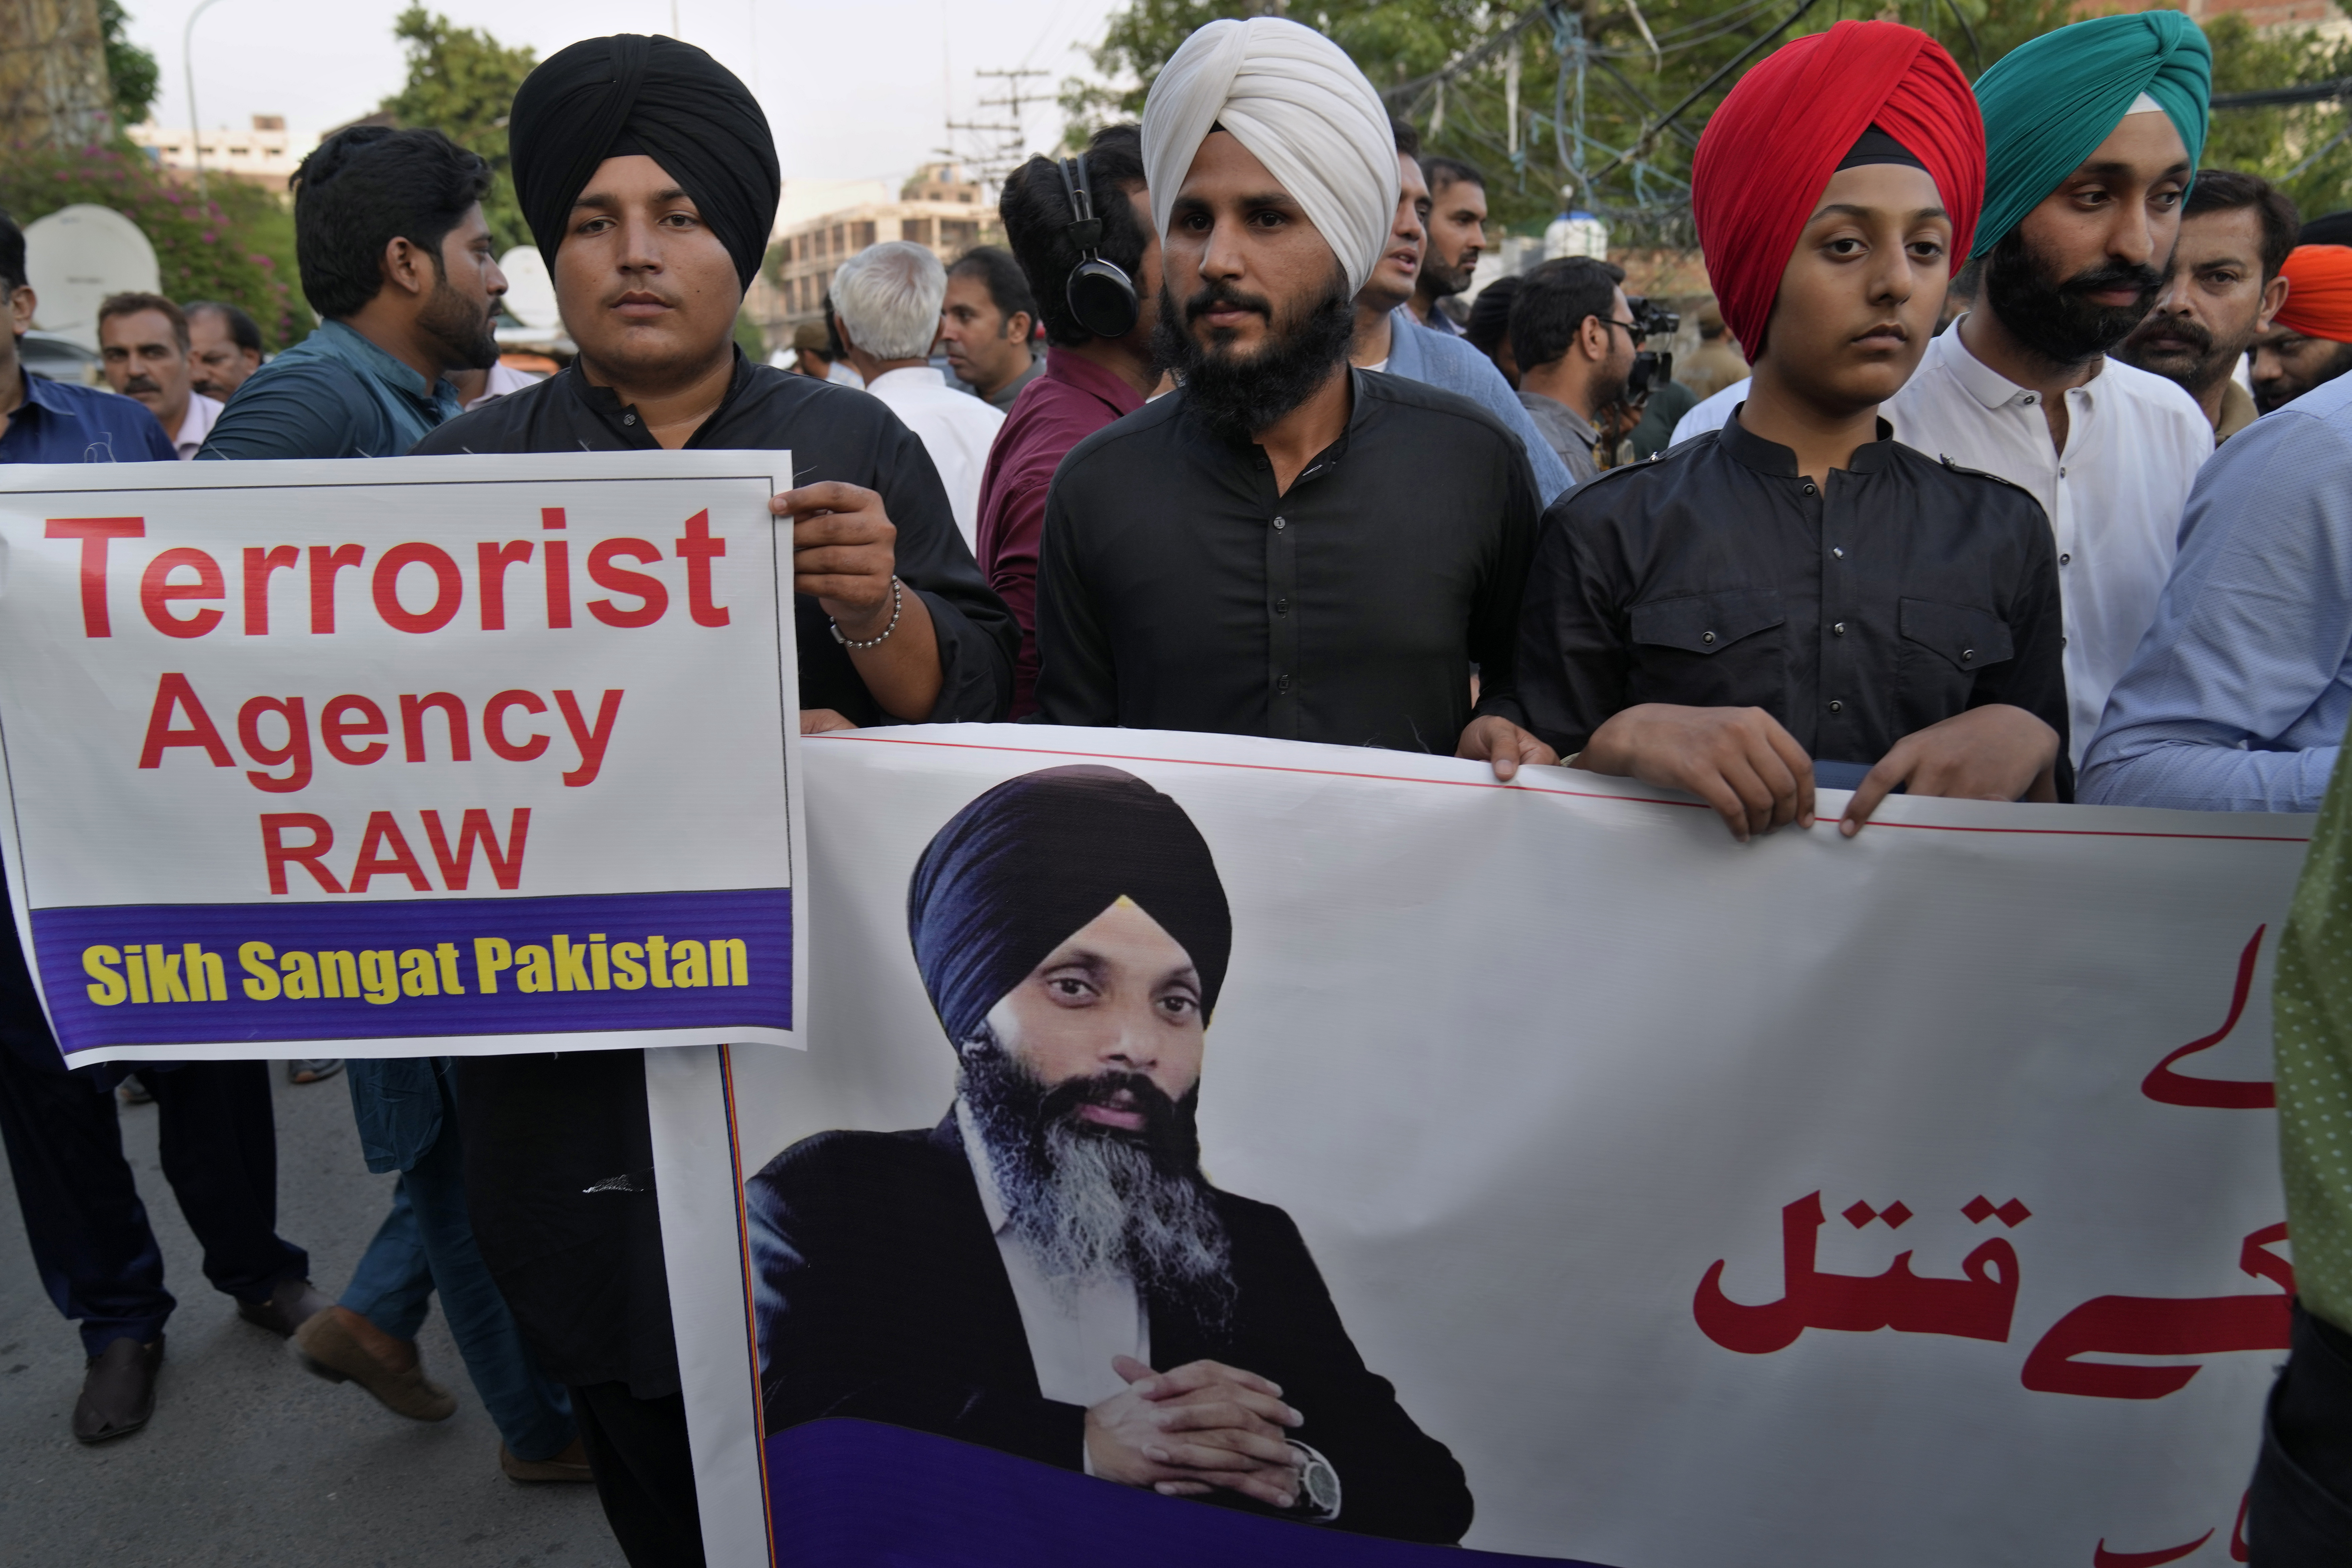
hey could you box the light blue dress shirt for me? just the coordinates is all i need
[2079,372,2352,813]
[1382,305,1576,505]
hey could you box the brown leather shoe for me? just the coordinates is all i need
[293,1310,457,1422]
[73,1336,163,1443]
[500,1437,594,1483]
[236,1277,332,1339]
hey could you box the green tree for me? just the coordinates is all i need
[99,0,159,126]
[1066,0,2352,239]
[377,6,537,252]
[2202,12,2352,223]
[0,143,303,346]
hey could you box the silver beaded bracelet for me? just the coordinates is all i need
[830,576,903,650]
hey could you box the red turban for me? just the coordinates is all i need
[1691,21,1984,359]
[2277,245,2352,346]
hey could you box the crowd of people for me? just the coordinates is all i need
[3,8,2352,1565]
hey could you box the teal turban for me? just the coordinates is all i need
[1971,11,2211,259]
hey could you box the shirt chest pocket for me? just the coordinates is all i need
[1627,588,1788,711]
[1896,597,2014,717]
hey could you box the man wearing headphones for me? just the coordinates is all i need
[982,125,1164,716]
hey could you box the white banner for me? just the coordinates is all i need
[0,454,804,1065]
[652,725,2309,1568]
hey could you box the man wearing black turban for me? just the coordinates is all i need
[420,36,1017,1568]
[743,767,1474,1545]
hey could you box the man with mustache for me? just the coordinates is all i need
[747,766,1474,1543]
[415,36,1015,1565]
[1350,119,1574,503]
[2081,242,2352,812]
[96,293,218,458]
[1882,12,2214,768]
[1516,21,2069,842]
[2116,169,2296,439]
[199,126,506,461]
[1034,17,1554,782]
[2251,244,2352,414]
[1408,155,1485,335]
[185,300,262,402]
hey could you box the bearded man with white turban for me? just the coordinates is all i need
[1033,16,1553,780]
[1882,12,2216,768]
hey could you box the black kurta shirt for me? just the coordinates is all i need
[1034,370,1540,751]
[1516,414,2070,780]
[414,352,1017,726]
[412,353,1016,1397]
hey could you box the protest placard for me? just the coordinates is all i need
[0,452,804,1065]
[648,725,2308,1568]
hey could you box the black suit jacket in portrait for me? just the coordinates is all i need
[743,1116,1474,1545]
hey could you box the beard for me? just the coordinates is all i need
[2119,310,2248,397]
[1152,268,1356,444]
[419,274,500,372]
[959,1038,1232,1325]
[1419,248,1474,301]
[1983,227,2167,368]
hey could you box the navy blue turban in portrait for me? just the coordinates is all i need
[507,32,781,290]
[906,766,1233,1045]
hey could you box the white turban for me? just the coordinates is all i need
[1141,17,1400,297]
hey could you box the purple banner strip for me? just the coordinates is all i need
[32,887,790,1053]
[765,1420,1612,1566]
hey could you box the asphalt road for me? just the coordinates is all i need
[0,1065,627,1568]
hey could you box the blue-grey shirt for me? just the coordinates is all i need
[1382,305,1576,506]
[2080,373,2352,813]
[0,369,176,464]
[198,318,461,460]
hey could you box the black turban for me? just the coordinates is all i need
[508,34,780,291]
[907,767,1233,1045]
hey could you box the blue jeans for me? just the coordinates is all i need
[342,1076,574,1461]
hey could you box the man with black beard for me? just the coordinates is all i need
[1883,12,2215,767]
[201,126,506,460]
[1033,17,1553,780]
[746,766,1473,1544]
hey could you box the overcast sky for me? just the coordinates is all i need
[129,0,1124,184]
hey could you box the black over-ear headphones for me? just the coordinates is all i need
[1056,156,1140,340]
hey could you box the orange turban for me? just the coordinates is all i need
[2277,245,2352,345]
[1691,21,1983,359]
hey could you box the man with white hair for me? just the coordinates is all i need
[1035,16,1553,781]
[833,240,1004,549]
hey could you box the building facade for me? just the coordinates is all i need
[757,162,1003,348]
[129,116,297,190]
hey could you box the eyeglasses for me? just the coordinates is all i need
[1601,317,1648,346]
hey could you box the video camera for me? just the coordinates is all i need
[1624,295,1680,397]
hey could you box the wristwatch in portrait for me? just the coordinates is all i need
[1287,1440,1341,1522]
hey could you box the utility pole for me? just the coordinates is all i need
[183,0,230,200]
[945,66,1050,188]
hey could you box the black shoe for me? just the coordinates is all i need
[73,1336,163,1443]
[236,1277,332,1339]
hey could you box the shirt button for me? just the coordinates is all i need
[1801,481,1818,496]
[2022,394,2037,405]
[1274,597,1290,615]
[622,413,637,425]
[1276,674,1292,694]
[2058,467,2067,478]
[1832,547,1845,559]
[1832,622,1847,636]
[1828,700,1844,713]
[1273,516,1287,532]
[2059,552,2071,565]
[1962,648,1975,662]
[1701,631,1716,644]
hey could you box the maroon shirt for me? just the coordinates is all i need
[975,347,1147,716]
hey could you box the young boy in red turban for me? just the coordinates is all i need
[1513,20,2070,840]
